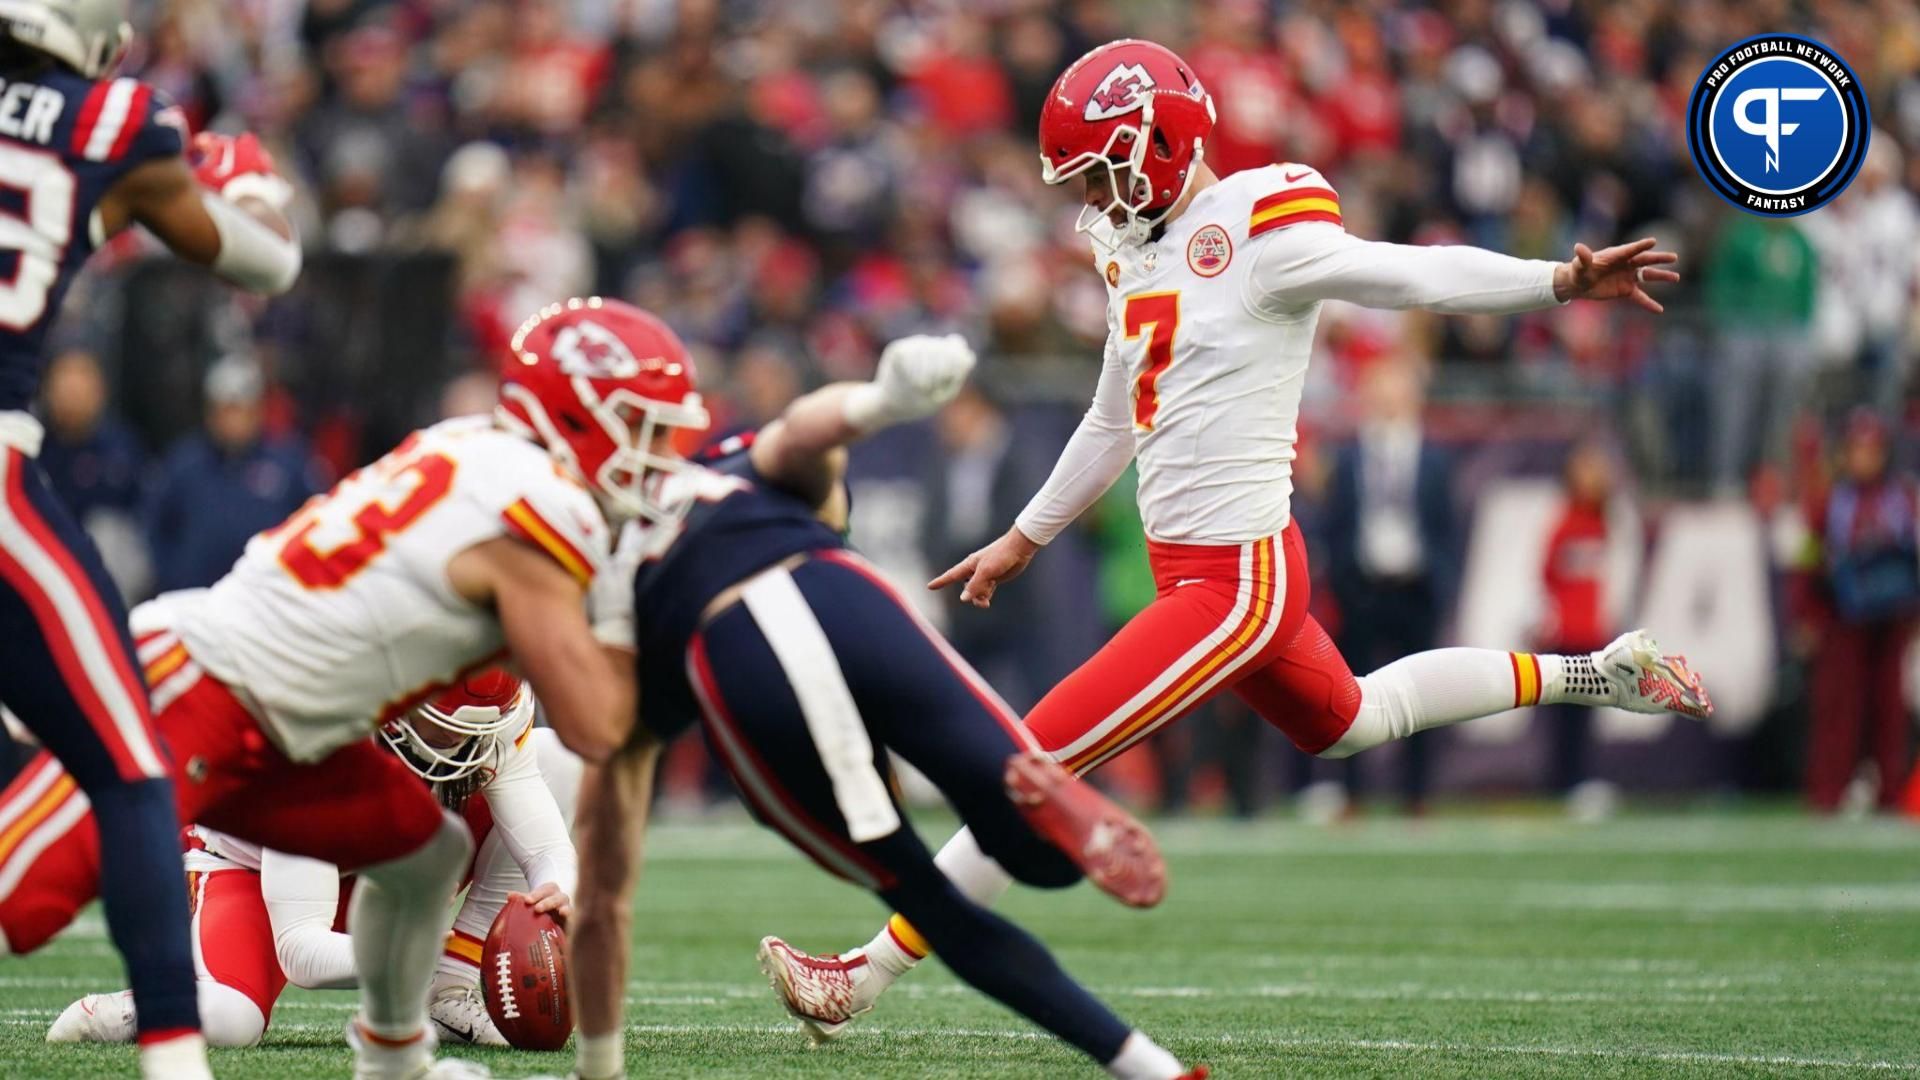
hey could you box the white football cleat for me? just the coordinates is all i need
[47,991,135,1043]
[429,984,506,1047]
[1596,630,1712,719]
[347,1018,492,1080]
[757,936,880,1044]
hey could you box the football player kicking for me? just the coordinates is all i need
[0,0,302,1074]
[545,299,1206,1080]
[47,669,581,1048]
[0,301,666,1079]
[762,37,1714,1037]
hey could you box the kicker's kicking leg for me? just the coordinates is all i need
[1236,618,1713,760]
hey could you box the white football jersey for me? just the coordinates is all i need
[165,417,610,762]
[1088,163,1333,543]
[1042,163,1558,545]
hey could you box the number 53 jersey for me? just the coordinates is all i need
[168,417,610,762]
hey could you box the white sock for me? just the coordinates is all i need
[1540,650,1612,706]
[196,981,267,1048]
[576,1030,623,1080]
[1323,648,1553,758]
[1106,1030,1184,1080]
[139,1032,212,1080]
[349,812,473,1041]
[863,827,1014,981]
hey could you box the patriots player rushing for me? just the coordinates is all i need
[0,0,299,1075]
[552,300,1206,1080]
[763,38,1715,1037]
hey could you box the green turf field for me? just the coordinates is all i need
[5,810,1919,1078]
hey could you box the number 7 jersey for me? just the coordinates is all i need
[166,417,610,762]
[0,68,184,412]
[1090,163,1343,545]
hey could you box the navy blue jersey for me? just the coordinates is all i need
[631,464,845,739]
[693,427,854,524]
[0,70,184,411]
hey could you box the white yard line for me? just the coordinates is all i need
[5,1011,1909,1071]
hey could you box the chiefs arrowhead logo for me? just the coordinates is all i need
[1085,63,1155,121]
[551,321,643,379]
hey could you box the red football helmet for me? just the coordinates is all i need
[498,297,710,523]
[1039,39,1216,247]
[382,668,532,783]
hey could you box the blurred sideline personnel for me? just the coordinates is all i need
[1809,410,1917,812]
[1539,440,1624,818]
[145,354,323,592]
[0,295,646,1077]
[35,348,147,595]
[765,38,1714,1033]
[46,670,582,1049]
[560,302,1206,1080]
[0,0,301,1074]
[1323,358,1459,813]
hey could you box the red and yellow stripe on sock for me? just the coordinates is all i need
[885,913,929,960]
[1061,536,1276,774]
[1509,652,1544,708]
[443,928,484,969]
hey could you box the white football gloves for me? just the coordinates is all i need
[843,333,977,431]
[587,522,643,652]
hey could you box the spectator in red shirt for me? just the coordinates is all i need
[1539,439,1619,818]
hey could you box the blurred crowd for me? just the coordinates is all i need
[32,0,1920,814]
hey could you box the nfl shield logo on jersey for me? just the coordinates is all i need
[1187,225,1231,277]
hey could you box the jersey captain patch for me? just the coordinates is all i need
[1186,224,1231,276]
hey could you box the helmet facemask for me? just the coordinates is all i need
[593,386,709,527]
[379,686,529,785]
[1042,97,1208,253]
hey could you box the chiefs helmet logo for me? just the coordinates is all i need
[1085,62,1156,121]
[550,321,643,379]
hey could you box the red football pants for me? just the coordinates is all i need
[0,635,445,954]
[185,867,295,1019]
[1028,523,1362,773]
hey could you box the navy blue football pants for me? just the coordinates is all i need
[0,448,197,1037]
[686,550,1135,1065]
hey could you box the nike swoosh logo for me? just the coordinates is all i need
[1283,167,1311,182]
[1174,578,1204,588]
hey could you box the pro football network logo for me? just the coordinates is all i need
[1686,34,1869,216]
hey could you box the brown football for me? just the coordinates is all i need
[481,900,572,1051]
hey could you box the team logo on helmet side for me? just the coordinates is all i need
[551,320,642,379]
[1685,34,1869,217]
[1187,224,1232,277]
[1085,62,1155,121]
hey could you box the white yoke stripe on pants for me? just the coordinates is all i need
[738,566,901,844]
